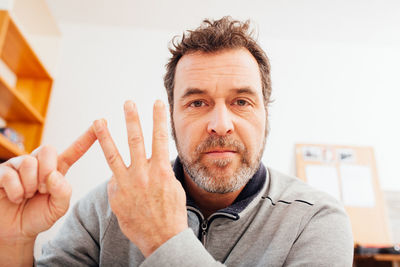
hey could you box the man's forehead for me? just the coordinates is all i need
[176,48,259,72]
[174,48,263,98]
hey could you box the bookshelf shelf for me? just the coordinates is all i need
[0,76,44,123]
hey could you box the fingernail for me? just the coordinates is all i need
[124,100,135,111]
[93,119,104,132]
[38,183,47,193]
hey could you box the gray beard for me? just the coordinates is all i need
[178,135,265,194]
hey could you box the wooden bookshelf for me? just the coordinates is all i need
[0,10,53,159]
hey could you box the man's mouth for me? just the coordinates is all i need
[204,147,237,154]
[202,148,238,159]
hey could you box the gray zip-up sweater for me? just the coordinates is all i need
[38,159,354,266]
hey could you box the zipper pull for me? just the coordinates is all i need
[201,219,208,246]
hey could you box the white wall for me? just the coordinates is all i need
[35,2,400,256]
[10,0,62,77]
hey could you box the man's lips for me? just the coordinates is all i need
[205,150,237,153]
[203,147,237,154]
[202,149,238,158]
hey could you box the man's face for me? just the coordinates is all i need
[172,48,267,194]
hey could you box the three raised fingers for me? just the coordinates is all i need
[95,100,171,182]
[124,100,146,166]
[152,100,170,163]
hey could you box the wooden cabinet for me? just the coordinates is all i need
[0,10,52,159]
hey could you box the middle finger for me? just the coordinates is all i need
[124,100,146,167]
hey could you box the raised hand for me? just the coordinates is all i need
[0,126,96,265]
[93,100,188,257]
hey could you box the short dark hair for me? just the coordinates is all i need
[164,16,272,116]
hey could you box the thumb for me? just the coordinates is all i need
[47,171,72,220]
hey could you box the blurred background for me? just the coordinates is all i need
[0,0,399,259]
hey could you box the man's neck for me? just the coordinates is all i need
[183,171,244,219]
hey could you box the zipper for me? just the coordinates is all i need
[187,206,208,245]
[187,206,239,247]
[200,219,208,246]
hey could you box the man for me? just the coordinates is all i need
[0,17,353,266]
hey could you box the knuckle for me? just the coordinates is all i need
[21,156,38,170]
[21,177,37,192]
[38,145,57,160]
[95,127,107,139]
[158,165,172,177]
[135,177,148,189]
[107,153,119,165]
[40,145,57,155]
[73,139,86,155]
[9,193,23,203]
[128,134,143,146]
[20,176,37,191]
[7,155,30,170]
[154,130,168,141]
[2,171,23,201]
[2,168,17,184]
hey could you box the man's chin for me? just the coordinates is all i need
[200,156,237,168]
[201,164,238,179]
[184,159,254,194]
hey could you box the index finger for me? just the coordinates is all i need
[93,119,127,178]
[151,100,170,163]
[57,125,97,175]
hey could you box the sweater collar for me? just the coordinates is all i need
[173,156,267,217]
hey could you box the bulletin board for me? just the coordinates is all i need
[295,144,391,245]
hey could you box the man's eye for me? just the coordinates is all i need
[234,99,249,106]
[189,100,205,108]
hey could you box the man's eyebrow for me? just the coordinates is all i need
[231,87,258,96]
[179,87,258,101]
[180,88,207,100]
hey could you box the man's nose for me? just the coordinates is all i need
[207,104,234,136]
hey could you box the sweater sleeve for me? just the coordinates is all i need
[283,197,354,266]
[140,228,226,267]
[36,182,112,267]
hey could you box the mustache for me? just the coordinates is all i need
[195,135,246,154]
